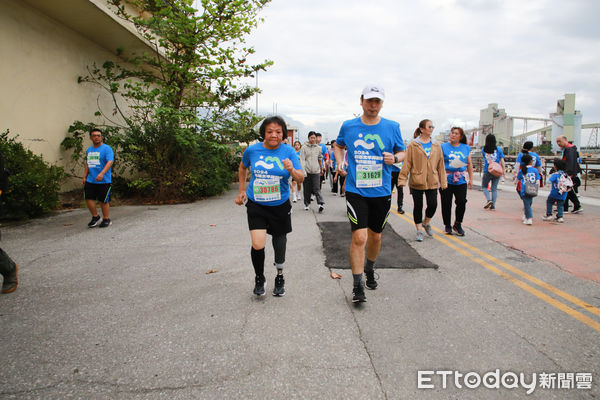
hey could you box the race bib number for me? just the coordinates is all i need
[253,178,281,202]
[87,152,100,167]
[356,164,383,188]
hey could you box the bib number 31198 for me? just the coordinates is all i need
[356,164,382,188]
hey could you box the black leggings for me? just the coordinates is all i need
[410,188,437,225]
[439,184,467,226]
[390,171,404,209]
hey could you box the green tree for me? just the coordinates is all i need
[62,0,271,201]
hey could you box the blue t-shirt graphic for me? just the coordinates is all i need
[516,151,542,168]
[442,142,470,185]
[86,143,114,184]
[420,141,432,159]
[336,117,405,197]
[548,172,568,201]
[516,166,541,197]
[482,146,505,173]
[242,142,301,206]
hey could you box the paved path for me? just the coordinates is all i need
[1,183,599,399]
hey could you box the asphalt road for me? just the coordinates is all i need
[1,183,598,399]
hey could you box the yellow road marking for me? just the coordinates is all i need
[391,208,600,334]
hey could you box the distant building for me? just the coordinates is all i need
[0,0,152,188]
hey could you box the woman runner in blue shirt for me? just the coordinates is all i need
[235,116,304,297]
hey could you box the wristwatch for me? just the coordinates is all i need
[393,155,399,164]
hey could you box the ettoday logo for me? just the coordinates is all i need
[418,370,593,394]
[353,133,384,150]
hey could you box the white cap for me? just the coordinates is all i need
[362,84,385,101]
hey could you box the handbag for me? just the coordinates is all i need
[524,180,538,197]
[486,154,503,177]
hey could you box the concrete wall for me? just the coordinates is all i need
[0,0,140,188]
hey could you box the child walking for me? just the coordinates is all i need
[516,154,540,225]
[543,159,570,223]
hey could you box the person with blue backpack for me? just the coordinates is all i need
[542,159,571,223]
[516,154,540,225]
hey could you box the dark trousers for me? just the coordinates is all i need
[564,176,581,211]
[332,173,345,195]
[304,173,324,206]
[390,171,404,209]
[439,184,467,227]
[0,247,16,277]
[410,188,437,224]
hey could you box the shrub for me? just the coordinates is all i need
[0,130,65,219]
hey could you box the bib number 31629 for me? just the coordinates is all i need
[356,164,382,188]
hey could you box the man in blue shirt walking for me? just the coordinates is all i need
[83,129,114,228]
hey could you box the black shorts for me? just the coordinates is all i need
[246,199,292,236]
[345,191,391,233]
[84,182,111,203]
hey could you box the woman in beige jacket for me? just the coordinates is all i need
[398,119,447,242]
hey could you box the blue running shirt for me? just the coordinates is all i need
[442,142,471,185]
[420,141,432,159]
[482,146,505,173]
[516,166,541,197]
[336,117,405,197]
[86,144,114,184]
[516,151,542,168]
[242,142,301,206]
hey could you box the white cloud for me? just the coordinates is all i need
[241,0,600,144]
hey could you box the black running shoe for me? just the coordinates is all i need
[397,208,405,215]
[253,275,266,296]
[445,225,453,234]
[352,283,366,303]
[453,223,465,236]
[99,218,112,228]
[365,270,378,290]
[87,215,101,228]
[273,274,285,296]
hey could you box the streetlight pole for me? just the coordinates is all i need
[255,71,258,115]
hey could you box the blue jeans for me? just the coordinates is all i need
[520,194,533,219]
[546,197,564,218]
[481,172,500,207]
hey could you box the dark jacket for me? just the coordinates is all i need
[562,145,582,176]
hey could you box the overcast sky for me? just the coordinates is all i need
[242,0,600,144]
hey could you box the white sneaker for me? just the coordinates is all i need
[542,215,554,221]
[304,205,309,211]
[556,217,564,223]
[523,218,533,225]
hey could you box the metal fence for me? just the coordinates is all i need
[472,155,600,191]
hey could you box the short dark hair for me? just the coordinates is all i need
[553,158,566,171]
[315,132,322,137]
[307,131,316,138]
[89,128,103,136]
[259,116,288,140]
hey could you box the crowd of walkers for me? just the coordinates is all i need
[0,86,586,300]
[233,84,586,303]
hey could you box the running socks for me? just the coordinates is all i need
[364,259,375,273]
[353,273,362,286]
[251,247,265,278]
